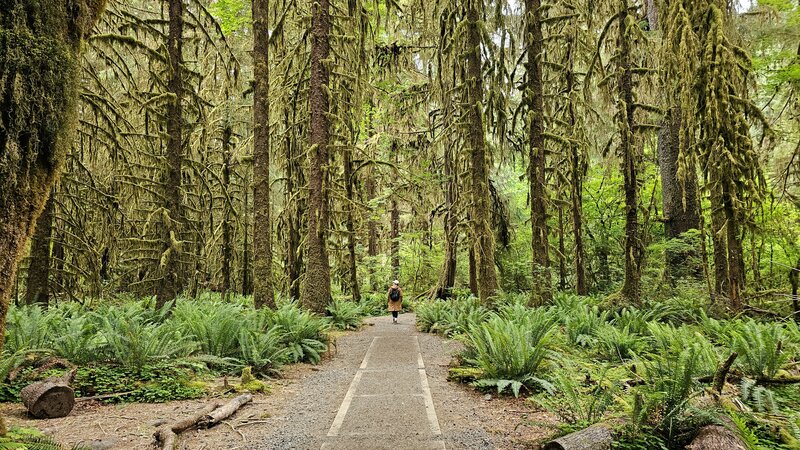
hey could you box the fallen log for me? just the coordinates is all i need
[197,393,253,428]
[544,423,613,450]
[686,422,746,450]
[20,369,76,419]
[153,394,252,450]
[154,402,222,450]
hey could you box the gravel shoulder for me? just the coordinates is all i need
[1,313,556,449]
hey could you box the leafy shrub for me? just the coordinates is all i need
[530,363,617,425]
[4,305,56,354]
[635,342,711,442]
[732,319,790,379]
[358,293,387,316]
[464,316,554,396]
[556,298,608,348]
[170,300,245,358]
[237,325,288,376]
[415,300,450,333]
[267,302,329,364]
[326,298,364,330]
[646,322,717,375]
[96,312,195,369]
[73,363,205,402]
[441,296,490,337]
[595,324,645,362]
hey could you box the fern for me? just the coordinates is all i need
[732,319,790,379]
[464,316,554,396]
[415,300,450,333]
[326,298,364,330]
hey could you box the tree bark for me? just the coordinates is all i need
[617,2,644,305]
[302,0,333,313]
[242,171,254,296]
[658,109,701,280]
[343,144,361,302]
[391,198,400,279]
[221,125,233,298]
[366,174,379,257]
[157,0,186,308]
[525,0,551,304]
[469,244,478,295]
[283,108,303,301]
[436,136,458,299]
[686,422,746,450]
[0,0,106,434]
[790,258,799,321]
[723,184,745,310]
[464,0,498,302]
[711,198,729,300]
[253,0,275,309]
[544,423,613,450]
[25,189,55,306]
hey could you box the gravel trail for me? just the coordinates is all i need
[247,313,549,450]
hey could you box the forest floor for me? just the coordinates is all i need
[1,314,557,449]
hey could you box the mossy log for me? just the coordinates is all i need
[686,423,746,450]
[20,378,75,419]
[543,423,613,450]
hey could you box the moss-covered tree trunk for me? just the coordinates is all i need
[390,198,400,279]
[525,0,551,305]
[221,125,233,298]
[658,109,701,280]
[0,0,107,435]
[253,0,275,309]
[302,0,332,313]
[343,144,361,302]
[465,0,498,302]
[25,188,55,306]
[617,1,643,305]
[156,0,185,308]
[437,135,458,298]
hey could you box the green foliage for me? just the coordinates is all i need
[171,300,244,358]
[415,300,450,333]
[96,310,194,369]
[72,363,205,402]
[732,319,790,379]
[326,298,364,330]
[267,302,329,364]
[0,426,91,450]
[464,316,555,397]
[441,296,491,337]
[357,293,388,317]
[740,378,779,413]
[554,295,608,348]
[531,363,617,425]
[595,324,645,362]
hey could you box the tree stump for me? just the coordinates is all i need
[544,423,613,450]
[20,377,75,419]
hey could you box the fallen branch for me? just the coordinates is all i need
[713,352,738,394]
[76,391,136,402]
[197,394,253,428]
[154,402,222,450]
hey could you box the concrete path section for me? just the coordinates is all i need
[320,318,445,450]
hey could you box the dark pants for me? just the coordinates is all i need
[391,311,399,319]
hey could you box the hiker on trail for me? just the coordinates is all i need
[387,280,403,324]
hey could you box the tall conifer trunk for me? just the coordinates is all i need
[465,0,498,302]
[617,1,643,305]
[157,0,185,308]
[221,125,233,297]
[658,109,701,279]
[343,145,361,302]
[525,0,551,304]
[253,0,274,308]
[302,0,333,312]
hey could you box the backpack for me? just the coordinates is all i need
[389,288,400,301]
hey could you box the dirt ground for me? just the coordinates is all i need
[1,314,558,449]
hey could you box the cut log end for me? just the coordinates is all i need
[544,424,613,450]
[20,381,75,419]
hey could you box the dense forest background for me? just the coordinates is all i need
[10,0,799,314]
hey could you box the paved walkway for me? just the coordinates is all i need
[320,318,445,450]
